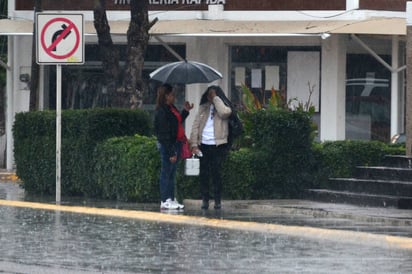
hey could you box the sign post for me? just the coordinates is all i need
[56,64,62,202]
[36,13,84,203]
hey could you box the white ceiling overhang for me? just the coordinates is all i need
[0,17,406,36]
[150,17,406,36]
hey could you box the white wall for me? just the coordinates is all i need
[287,51,320,111]
[346,0,359,10]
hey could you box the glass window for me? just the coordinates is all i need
[345,54,391,142]
[229,46,320,110]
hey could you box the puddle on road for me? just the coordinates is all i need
[1,182,412,272]
[1,206,412,273]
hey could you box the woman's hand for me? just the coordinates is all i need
[191,147,202,157]
[169,155,177,163]
[184,101,194,111]
[207,89,216,102]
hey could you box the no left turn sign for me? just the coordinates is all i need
[36,13,84,64]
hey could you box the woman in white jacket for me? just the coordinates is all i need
[190,85,232,210]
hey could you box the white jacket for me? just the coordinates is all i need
[190,96,232,147]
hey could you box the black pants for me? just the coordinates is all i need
[199,143,228,203]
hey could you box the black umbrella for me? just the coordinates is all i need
[149,60,223,85]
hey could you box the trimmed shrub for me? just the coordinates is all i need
[93,137,255,202]
[221,148,255,199]
[247,109,315,198]
[94,135,160,202]
[13,108,151,196]
[94,134,200,202]
[14,107,406,202]
[89,108,317,201]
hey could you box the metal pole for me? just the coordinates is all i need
[6,38,14,170]
[350,34,394,72]
[154,36,185,61]
[56,64,61,203]
[406,2,412,156]
[391,35,399,138]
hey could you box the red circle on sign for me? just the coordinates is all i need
[41,17,80,60]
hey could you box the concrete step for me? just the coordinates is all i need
[0,171,20,182]
[355,166,412,182]
[306,189,412,209]
[382,155,412,168]
[329,178,412,197]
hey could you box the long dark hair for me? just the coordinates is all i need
[155,83,173,109]
[199,85,232,107]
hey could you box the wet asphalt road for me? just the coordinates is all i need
[1,182,412,273]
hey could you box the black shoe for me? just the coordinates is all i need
[214,202,221,210]
[201,200,209,210]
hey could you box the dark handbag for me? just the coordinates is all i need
[180,137,192,159]
[219,95,244,143]
[228,110,244,140]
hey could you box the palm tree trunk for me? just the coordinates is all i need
[93,0,120,107]
[121,0,150,109]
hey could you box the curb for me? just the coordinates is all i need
[0,172,20,182]
[1,199,412,250]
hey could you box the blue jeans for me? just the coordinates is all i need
[158,142,181,202]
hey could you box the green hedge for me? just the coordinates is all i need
[13,107,406,202]
[13,108,152,196]
[94,135,160,202]
[92,136,405,202]
[94,134,200,202]
[247,109,315,198]
[93,136,255,202]
[221,148,255,199]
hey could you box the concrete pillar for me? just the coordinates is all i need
[320,35,347,141]
[184,36,227,137]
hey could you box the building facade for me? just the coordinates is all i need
[0,0,408,169]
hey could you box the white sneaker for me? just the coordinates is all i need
[173,198,185,210]
[160,198,179,210]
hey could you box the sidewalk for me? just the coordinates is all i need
[1,170,411,237]
[183,199,412,237]
[184,199,412,226]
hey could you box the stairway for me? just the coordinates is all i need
[306,155,412,209]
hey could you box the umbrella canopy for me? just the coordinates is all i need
[149,60,223,85]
